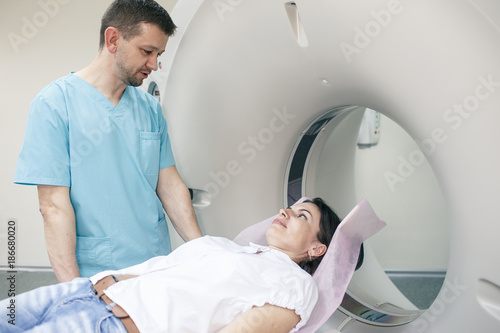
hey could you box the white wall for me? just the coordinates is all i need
[0,0,178,267]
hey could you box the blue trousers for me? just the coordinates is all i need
[0,278,127,333]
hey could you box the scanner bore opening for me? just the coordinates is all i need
[284,106,448,326]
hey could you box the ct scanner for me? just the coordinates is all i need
[143,0,500,331]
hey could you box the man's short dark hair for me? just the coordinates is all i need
[99,0,177,49]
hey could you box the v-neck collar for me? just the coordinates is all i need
[69,73,130,114]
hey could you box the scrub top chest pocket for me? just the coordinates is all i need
[140,131,162,187]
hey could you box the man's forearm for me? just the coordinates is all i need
[38,185,80,282]
[157,166,202,241]
[43,214,81,282]
[163,182,202,241]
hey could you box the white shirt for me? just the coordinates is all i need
[90,236,318,333]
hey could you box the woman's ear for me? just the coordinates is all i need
[309,241,327,259]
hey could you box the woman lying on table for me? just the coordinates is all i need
[0,198,340,333]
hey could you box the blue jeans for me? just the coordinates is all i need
[0,278,127,333]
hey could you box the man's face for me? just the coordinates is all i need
[115,23,169,87]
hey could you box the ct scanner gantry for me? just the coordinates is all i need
[144,0,500,331]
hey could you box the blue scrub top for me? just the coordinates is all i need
[14,74,176,276]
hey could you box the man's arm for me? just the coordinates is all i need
[156,165,202,241]
[218,304,301,333]
[37,185,80,282]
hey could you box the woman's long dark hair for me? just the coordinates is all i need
[298,198,341,275]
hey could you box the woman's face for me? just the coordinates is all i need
[266,202,325,262]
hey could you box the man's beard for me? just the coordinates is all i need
[117,63,143,87]
[116,49,144,87]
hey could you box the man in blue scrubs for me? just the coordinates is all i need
[14,0,202,282]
